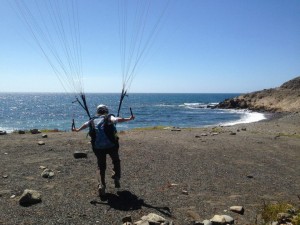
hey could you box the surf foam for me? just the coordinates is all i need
[220,110,266,126]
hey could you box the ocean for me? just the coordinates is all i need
[0,93,266,132]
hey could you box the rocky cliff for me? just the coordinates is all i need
[215,76,300,112]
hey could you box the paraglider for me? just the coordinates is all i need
[12,0,170,119]
[116,0,170,116]
[12,0,91,119]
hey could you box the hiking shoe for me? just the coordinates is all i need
[98,184,106,196]
[114,178,121,188]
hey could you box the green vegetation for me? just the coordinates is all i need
[261,202,300,225]
[211,127,223,133]
[277,133,300,139]
[133,126,168,131]
[12,129,63,134]
[40,129,62,133]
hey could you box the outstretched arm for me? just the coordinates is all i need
[117,115,135,123]
[72,122,89,132]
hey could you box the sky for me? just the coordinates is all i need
[0,0,299,93]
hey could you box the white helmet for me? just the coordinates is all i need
[96,104,109,114]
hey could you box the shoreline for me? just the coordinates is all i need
[1,109,272,134]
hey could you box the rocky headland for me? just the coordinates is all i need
[215,76,300,112]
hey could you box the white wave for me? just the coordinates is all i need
[155,104,177,107]
[220,110,266,126]
[156,102,218,109]
[182,102,217,109]
[0,127,15,133]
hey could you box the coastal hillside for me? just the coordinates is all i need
[215,76,300,112]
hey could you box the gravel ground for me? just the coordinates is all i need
[0,113,299,225]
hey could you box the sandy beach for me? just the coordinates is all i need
[0,112,299,224]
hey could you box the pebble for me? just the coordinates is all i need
[210,215,234,224]
[38,141,45,145]
[42,134,48,138]
[182,190,189,195]
[141,213,166,223]
[229,205,244,215]
[202,220,212,225]
[41,169,55,178]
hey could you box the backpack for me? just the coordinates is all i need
[89,114,119,150]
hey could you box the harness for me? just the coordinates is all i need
[89,114,119,149]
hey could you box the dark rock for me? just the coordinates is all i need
[18,130,25,134]
[30,129,41,134]
[19,189,42,206]
[0,131,7,135]
[171,128,181,131]
[122,215,132,223]
[73,151,87,159]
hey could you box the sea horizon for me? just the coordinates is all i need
[0,91,246,94]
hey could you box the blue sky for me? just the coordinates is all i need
[0,0,299,93]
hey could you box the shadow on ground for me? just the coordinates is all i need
[90,190,172,217]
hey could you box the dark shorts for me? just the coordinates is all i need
[93,144,121,178]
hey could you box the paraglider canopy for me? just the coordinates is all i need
[12,0,171,118]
